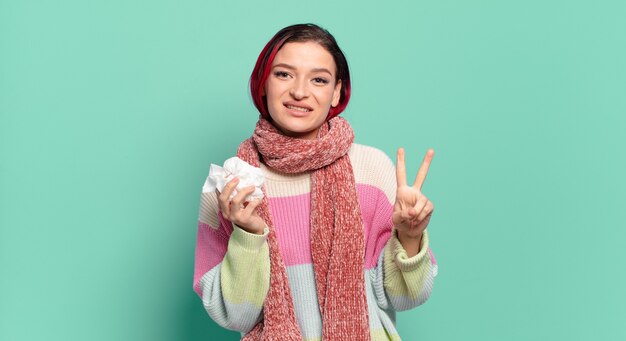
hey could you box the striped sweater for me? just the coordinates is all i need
[193,143,438,340]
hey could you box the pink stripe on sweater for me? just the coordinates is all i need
[193,216,233,296]
[268,194,312,266]
[267,184,393,269]
[357,184,393,269]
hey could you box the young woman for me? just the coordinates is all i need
[193,23,438,340]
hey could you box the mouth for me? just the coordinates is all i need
[284,103,313,113]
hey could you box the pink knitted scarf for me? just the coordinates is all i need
[237,116,370,340]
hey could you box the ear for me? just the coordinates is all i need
[331,80,342,107]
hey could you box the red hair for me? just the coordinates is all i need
[249,24,351,120]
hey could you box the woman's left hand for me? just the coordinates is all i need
[392,148,435,253]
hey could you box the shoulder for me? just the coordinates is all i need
[198,191,221,229]
[348,143,393,165]
[348,143,396,201]
[348,143,396,175]
[198,167,222,229]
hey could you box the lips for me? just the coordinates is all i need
[284,102,313,113]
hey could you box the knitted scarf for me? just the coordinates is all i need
[237,116,370,340]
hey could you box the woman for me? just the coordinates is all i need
[193,23,438,340]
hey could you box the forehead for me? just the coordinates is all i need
[272,41,336,74]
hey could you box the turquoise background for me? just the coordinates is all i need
[1,0,625,340]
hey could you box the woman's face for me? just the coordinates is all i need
[264,41,342,140]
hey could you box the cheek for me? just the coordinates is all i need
[265,82,286,119]
[319,89,337,106]
[264,79,279,98]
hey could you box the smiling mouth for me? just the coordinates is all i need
[285,105,312,112]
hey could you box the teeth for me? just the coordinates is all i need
[287,105,311,112]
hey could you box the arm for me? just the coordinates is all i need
[381,228,438,311]
[193,190,270,332]
[362,147,438,312]
[368,201,438,312]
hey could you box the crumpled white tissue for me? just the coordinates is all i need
[202,157,265,202]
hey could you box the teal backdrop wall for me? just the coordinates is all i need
[1,0,625,340]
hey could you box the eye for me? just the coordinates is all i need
[273,71,290,79]
[312,77,329,85]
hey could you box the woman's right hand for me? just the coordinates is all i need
[217,177,266,235]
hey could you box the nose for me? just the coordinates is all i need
[289,79,309,100]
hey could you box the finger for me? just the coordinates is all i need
[393,209,409,226]
[414,148,434,190]
[417,201,434,221]
[401,207,415,222]
[393,209,412,226]
[221,177,240,202]
[218,185,233,213]
[417,212,432,230]
[231,185,255,208]
[412,196,428,221]
[242,198,262,217]
[396,147,407,187]
[216,189,229,214]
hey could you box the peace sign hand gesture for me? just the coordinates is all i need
[393,148,435,255]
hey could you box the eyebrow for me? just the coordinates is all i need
[272,63,334,76]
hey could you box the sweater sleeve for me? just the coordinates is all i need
[192,190,270,333]
[381,228,438,311]
[358,146,438,312]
